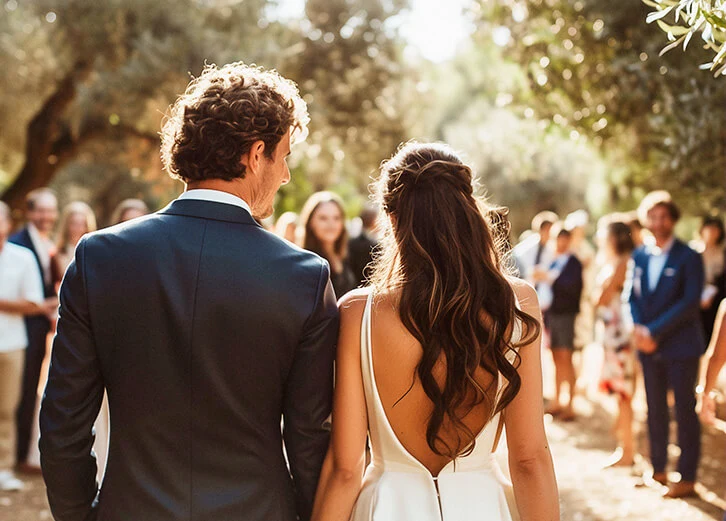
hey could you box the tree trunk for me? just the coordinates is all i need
[1,60,92,212]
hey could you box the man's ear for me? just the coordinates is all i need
[241,140,266,175]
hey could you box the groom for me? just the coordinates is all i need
[39,63,338,521]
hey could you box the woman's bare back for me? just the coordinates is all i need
[369,292,500,477]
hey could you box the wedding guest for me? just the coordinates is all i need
[347,204,379,287]
[629,191,705,498]
[698,298,726,426]
[535,226,583,421]
[8,188,58,473]
[697,299,726,521]
[55,202,97,276]
[513,210,558,284]
[565,210,596,351]
[626,211,646,249]
[274,211,298,243]
[300,191,356,297]
[24,200,106,480]
[0,202,47,491]
[595,219,636,467]
[693,216,726,339]
[110,198,149,225]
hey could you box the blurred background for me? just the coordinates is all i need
[2,2,726,521]
[1,0,724,235]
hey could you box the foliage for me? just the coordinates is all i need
[0,0,410,222]
[644,0,726,76]
[476,0,726,215]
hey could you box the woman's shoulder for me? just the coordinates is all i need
[508,278,538,309]
[338,287,372,321]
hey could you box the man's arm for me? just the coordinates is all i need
[646,250,704,342]
[283,261,339,521]
[0,249,48,316]
[0,299,46,315]
[39,237,104,521]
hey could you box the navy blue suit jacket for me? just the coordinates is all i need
[629,239,705,360]
[39,199,339,521]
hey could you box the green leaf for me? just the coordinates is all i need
[702,11,726,31]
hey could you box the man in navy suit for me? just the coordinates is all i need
[629,191,705,498]
[39,63,337,521]
[9,188,58,472]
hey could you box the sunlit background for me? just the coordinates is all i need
[1,0,724,235]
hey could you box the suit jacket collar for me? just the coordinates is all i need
[158,199,260,227]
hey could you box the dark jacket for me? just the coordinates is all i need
[348,232,378,287]
[39,199,339,521]
[629,238,705,360]
[549,254,583,315]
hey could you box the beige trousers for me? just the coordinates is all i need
[0,349,24,471]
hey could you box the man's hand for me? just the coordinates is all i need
[633,325,657,354]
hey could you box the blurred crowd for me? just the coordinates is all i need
[1,185,725,512]
[513,190,726,502]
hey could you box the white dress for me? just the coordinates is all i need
[350,293,517,521]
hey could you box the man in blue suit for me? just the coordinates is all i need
[629,191,705,498]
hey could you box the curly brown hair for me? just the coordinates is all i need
[161,62,309,183]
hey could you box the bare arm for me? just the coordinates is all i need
[699,299,726,424]
[704,300,726,394]
[506,280,560,521]
[311,291,369,521]
[595,260,627,308]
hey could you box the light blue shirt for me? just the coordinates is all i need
[646,237,675,292]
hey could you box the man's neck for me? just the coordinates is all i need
[654,234,674,249]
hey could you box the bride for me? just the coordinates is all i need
[310,142,559,521]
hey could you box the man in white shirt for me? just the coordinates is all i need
[0,202,49,491]
[514,210,558,284]
[8,188,58,472]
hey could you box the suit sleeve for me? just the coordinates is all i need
[283,260,339,521]
[39,237,103,521]
[627,254,642,326]
[646,250,704,342]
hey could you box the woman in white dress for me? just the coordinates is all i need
[311,143,559,521]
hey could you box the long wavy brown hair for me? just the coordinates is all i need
[370,142,540,459]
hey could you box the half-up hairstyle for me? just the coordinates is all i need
[370,142,540,460]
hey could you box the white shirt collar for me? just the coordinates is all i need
[646,235,675,256]
[178,189,252,215]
